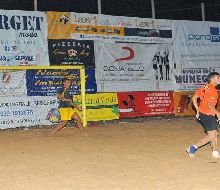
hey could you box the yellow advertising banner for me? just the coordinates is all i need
[47,12,71,39]
[70,24,125,36]
[174,92,195,116]
[73,93,119,121]
[174,91,220,116]
[47,12,125,40]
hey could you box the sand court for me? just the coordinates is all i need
[0,117,220,190]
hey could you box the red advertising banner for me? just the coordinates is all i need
[118,91,174,118]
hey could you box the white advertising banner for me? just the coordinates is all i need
[95,42,174,92]
[172,20,220,91]
[0,96,59,129]
[70,13,172,43]
[0,70,26,96]
[0,10,49,66]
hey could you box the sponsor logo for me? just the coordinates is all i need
[0,55,35,63]
[120,95,136,113]
[73,25,122,35]
[72,14,97,25]
[2,72,11,83]
[0,15,44,31]
[113,46,135,62]
[4,45,17,51]
[67,49,77,57]
[19,32,38,37]
[16,55,35,61]
[135,19,155,28]
[177,94,191,113]
[98,17,133,27]
[104,66,144,72]
[51,41,91,49]
[188,27,220,42]
[138,29,159,37]
[59,14,69,24]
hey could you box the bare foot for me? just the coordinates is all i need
[81,130,88,136]
[83,132,89,137]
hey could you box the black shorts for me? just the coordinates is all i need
[199,112,219,132]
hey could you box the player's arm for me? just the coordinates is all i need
[69,101,82,111]
[57,93,71,102]
[57,93,64,100]
[192,94,200,119]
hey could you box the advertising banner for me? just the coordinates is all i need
[0,10,49,66]
[172,67,217,91]
[0,70,26,96]
[118,91,174,118]
[48,39,95,67]
[47,12,71,39]
[26,68,97,96]
[71,14,172,43]
[172,20,220,91]
[173,91,195,116]
[47,11,172,43]
[73,93,119,121]
[174,91,220,116]
[0,96,59,129]
[95,42,174,92]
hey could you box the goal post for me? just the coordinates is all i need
[0,65,87,127]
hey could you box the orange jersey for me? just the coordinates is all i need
[195,83,218,116]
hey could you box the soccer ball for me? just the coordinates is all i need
[47,109,61,123]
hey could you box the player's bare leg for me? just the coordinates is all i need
[195,130,217,148]
[72,113,87,136]
[210,132,218,151]
[50,120,68,136]
[195,130,220,158]
[209,131,219,157]
[187,130,218,157]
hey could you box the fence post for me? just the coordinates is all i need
[201,3,205,21]
[34,0,38,11]
[98,0,102,14]
[151,0,156,19]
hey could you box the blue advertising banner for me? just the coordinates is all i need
[125,28,172,39]
[26,68,97,96]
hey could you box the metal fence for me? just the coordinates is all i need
[0,0,219,21]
